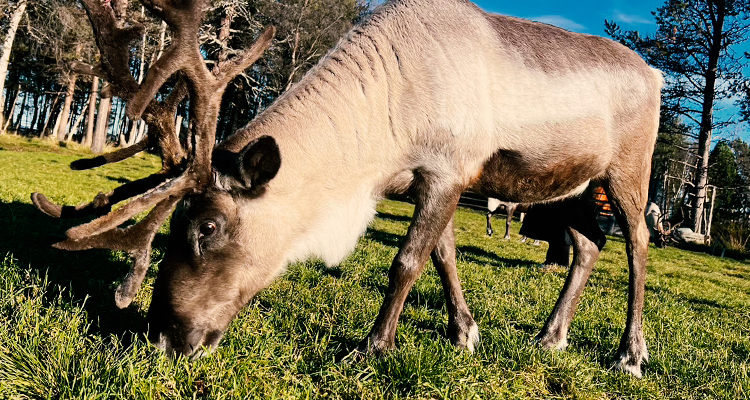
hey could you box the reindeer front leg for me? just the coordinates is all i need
[536,227,600,350]
[486,211,495,236]
[504,203,517,240]
[536,195,605,349]
[432,216,480,351]
[358,172,463,354]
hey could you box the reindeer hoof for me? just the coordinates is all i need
[614,330,648,378]
[614,345,648,378]
[534,332,568,351]
[450,321,480,352]
[339,347,366,364]
[340,337,394,364]
[613,356,644,378]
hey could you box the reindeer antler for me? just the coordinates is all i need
[32,0,274,308]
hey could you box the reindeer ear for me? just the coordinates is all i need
[238,136,281,189]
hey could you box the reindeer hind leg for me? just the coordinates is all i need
[606,171,651,378]
[536,195,603,349]
[432,216,480,351]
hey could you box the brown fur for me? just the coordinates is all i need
[474,150,605,203]
[486,15,649,75]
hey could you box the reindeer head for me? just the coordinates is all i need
[655,215,681,248]
[31,0,276,357]
[146,137,284,356]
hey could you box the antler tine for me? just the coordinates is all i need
[54,194,184,309]
[64,173,192,240]
[71,138,150,171]
[126,0,213,120]
[214,26,276,86]
[33,0,274,306]
[79,0,189,165]
[32,3,194,219]
[146,76,190,171]
[79,0,141,99]
[665,220,683,236]
[31,171,171,218]
[66,75,189,175]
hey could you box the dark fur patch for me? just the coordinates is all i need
[473,149,605,203]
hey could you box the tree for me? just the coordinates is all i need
[0,0,27,132]
[83,75,98,147]
[649,109,695,216]
[199,0,368,141]
[708,140,739,220]
[0,0,369,146]
[606,0,750,234]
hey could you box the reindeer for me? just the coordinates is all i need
[645,202,684,248]
[31,0,662,377]
[485,198,525,239]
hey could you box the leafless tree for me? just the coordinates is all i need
[0,0,27,132]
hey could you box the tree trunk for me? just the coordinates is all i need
[706,186,717,241]
[36,93,50,134]
[3,85,20,132]
[0,82,21,119]
[84,77,99,147]
[175,115,183,137]
[41,94,61,137]
[136,119,147,142]
[57,74,78,142]
[67,94,89,142]
[92,94,111,154]
[28,93,41,132]
[51,104,63,140]
[0,0,27,132]
[13,90,27,131]
[691,5,725,234]
[116,102,128,146]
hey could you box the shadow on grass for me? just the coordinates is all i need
[0,200,156,342]
[106,176,132,184]
[364,227,403,248]
[375,211,412,223]
[457,245,538,268]
[365,228,538,269]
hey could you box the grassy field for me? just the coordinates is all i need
[0,134,748,399]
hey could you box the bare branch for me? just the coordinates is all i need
[215,26,276,86]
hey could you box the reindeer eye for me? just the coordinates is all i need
[199,221,217,237]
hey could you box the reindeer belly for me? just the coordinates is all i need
[472,148,607,203]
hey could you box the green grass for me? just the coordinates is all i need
[0,134,748,399]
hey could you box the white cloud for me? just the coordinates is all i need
[613,10,654,25]
[527,15,586,32]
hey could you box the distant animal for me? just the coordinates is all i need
[645,202,663,246]
[485,198,527,239]
[32,0,662,378]
[645,202,682,248]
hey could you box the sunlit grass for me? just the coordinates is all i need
[0,134,748,399]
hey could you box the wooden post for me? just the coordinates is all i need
[705,185,717,243]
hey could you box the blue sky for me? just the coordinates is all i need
[472,0,750,142]
[473,0,662,37]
